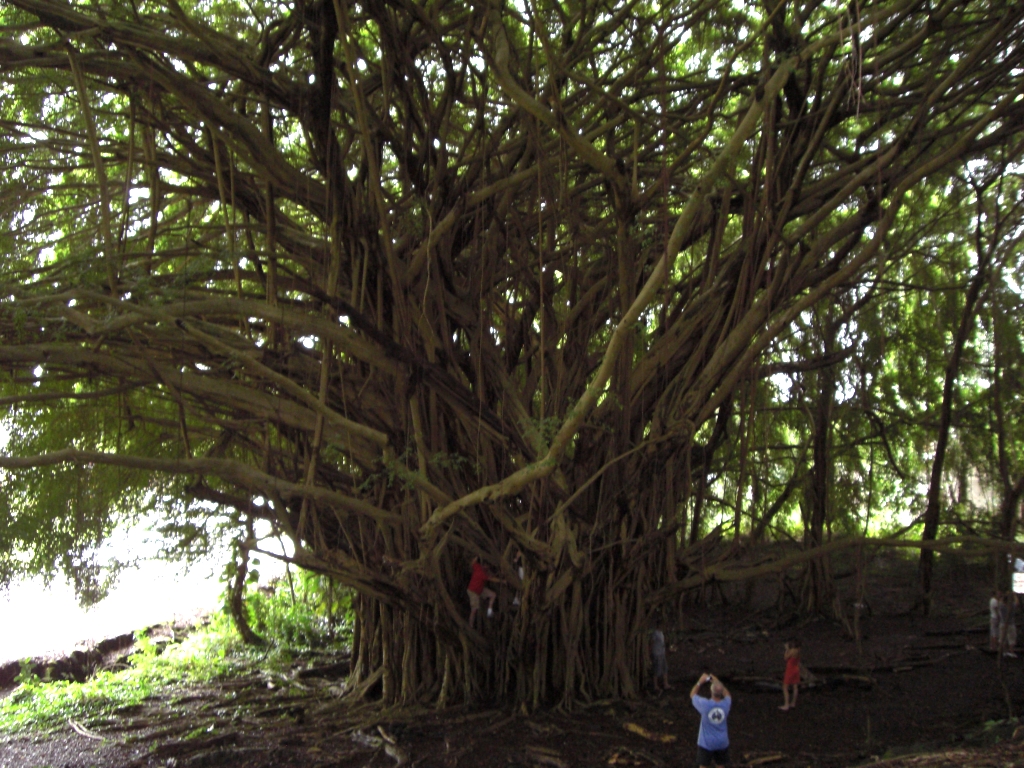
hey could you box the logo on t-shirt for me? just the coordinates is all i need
[708,707,726,725]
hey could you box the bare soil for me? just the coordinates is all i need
[4,551,1024,768]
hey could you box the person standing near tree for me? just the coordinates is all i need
[780,638,801,711]
[650,622,671,692]
[990,590,1002,652]
[1001,591,1018,658]
[690,672,732,767]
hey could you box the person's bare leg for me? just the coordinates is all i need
[780,685,790,710]
[662,674,672,690]
[469,607,478,629]
[791,684,798,708]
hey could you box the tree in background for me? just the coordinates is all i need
[1,0,1023,707]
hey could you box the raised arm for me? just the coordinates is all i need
[690,672,712,698]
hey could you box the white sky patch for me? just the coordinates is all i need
[1006,270,1022,296]
[966,158,988,175]
[0,509,288,664]
[771,371,793,398]
[0,560,224,663]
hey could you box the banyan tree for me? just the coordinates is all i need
[2,0,1024,707]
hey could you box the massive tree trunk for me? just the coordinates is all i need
[0,0,1022,708]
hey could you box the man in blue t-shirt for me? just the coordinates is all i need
[689,672,732,766]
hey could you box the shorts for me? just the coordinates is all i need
[652,653,667,677]
[467,587,495,609]
[697,746,730,766]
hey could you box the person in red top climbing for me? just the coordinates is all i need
[780,637,801,711]
[467,556,497,629]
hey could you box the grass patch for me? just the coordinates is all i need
[0,615,243,734]
[0,575,352,735]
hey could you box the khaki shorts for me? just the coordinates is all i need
[467,587,495,609]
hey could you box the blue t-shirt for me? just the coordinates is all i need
[692,695,731,751]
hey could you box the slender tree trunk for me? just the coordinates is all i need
[229,537,265,647]
[920,256,990,612]
[802,320,836,613]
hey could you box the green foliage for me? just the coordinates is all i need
[14,658,39,686]
[247,571,353,653]
[0,388,222,596]
[0,617,249,734]
[0,584,349,736]
[0,669,155,734]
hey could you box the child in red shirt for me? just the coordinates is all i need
[467,557,497,629]
[780,638,801,711]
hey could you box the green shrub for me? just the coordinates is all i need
[247,570,353,651]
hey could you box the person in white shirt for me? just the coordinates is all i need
[990,590,1001,652]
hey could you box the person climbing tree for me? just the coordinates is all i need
[467,557,498,629]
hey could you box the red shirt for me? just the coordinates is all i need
[468,562,490,594]
[783,654,800,684]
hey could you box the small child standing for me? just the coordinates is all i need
[780,638,801,711]
[650,624,671,692]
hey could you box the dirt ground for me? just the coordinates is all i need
[3,551,1024,768]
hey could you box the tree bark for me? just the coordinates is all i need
[229,536,265,647]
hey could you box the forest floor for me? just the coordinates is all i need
[3,553,1024,768]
